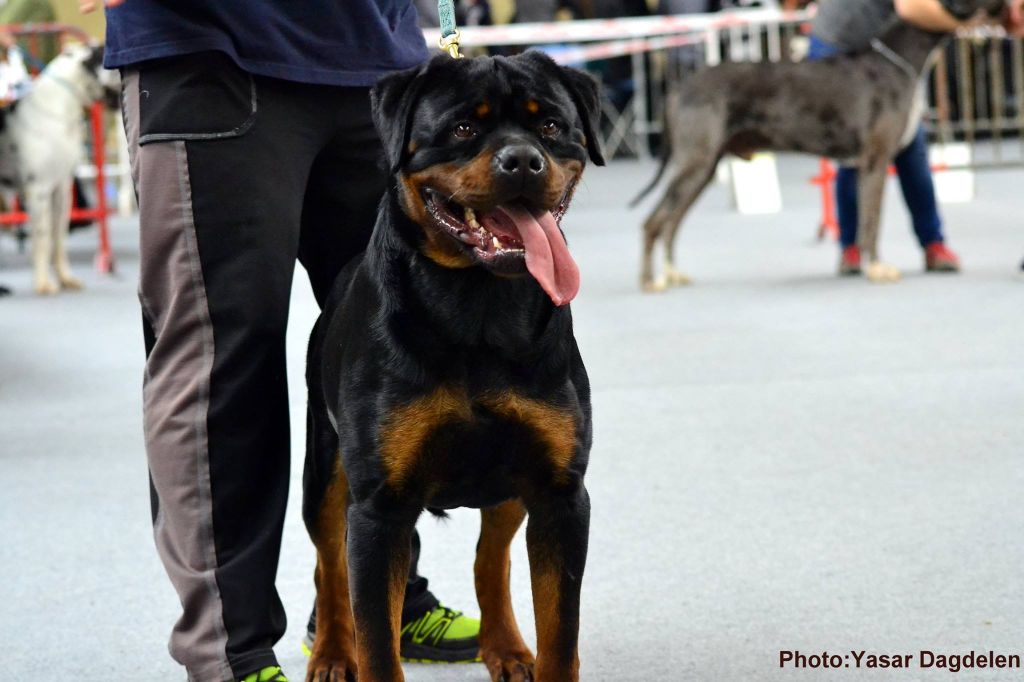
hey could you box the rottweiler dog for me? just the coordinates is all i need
[302,52,604,682]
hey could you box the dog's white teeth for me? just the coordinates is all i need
[464,207,476,222]
[492,237,501,250]
[468,217,481,229]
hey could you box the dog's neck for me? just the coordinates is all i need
[24,58,92,120]
[875,18,950,76]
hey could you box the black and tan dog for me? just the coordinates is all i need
[302,52,603,682]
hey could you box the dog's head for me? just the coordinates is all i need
[55,42,121,110]
[371,52,604,307]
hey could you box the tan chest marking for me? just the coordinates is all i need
[482,393,577,482]
[379,387,472,488]
[378,389,577,488]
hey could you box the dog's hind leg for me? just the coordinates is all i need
[641,159,718,292]
[476,500,534,682]
[305,450,359,682]
[303,318,359,681]
[858,161,901,283]
[526,484,590,682]
[641,176,692,293]
[52,176,82,291]
[640,215,664,292]
[662,163,719,287]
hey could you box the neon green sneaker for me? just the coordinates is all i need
[237,666,288,682]
[399,605,481,663]
[301,604,480,663]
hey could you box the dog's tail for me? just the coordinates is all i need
[629,103,673,208]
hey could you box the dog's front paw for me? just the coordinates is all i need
[59,275,84,291]
[305,656,357,682]
[35,279,59,296]
[482,648,536,682]
[866,262,901,283]
[59,273,84,290]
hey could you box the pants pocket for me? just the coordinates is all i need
[138,51,257,145]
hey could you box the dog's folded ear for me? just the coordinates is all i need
[371,63,430,174]
[556,66,606,166]
[519,51,605,166]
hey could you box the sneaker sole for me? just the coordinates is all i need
[400,642,482,664]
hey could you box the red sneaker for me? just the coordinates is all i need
[838,245,861,276]
[925,242,960,272]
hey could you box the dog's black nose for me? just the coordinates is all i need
[493,145,546,177]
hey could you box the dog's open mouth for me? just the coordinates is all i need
[423,182,580,306]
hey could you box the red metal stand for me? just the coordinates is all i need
[811,158,838,241]
[89,102,114,273]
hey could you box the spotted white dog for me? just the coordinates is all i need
[0,43,119,295]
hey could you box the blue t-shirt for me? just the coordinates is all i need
[104,1,430,86]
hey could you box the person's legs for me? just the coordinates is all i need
[836,166,860,249]
[297,88,478,663]
[893,126,944,246]
[125,54,329,681]
[297,89,436,617]
[807,35,862,269]
[894,126,961,270]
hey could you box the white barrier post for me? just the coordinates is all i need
[631,51,650,160]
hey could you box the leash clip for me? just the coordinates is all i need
[439,29,464,59]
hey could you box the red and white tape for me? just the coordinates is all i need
[541,33,708,65]
[423,8,814,49]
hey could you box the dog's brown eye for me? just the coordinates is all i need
[452,122,476,140]
[540,120,561,138]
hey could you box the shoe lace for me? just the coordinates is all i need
[402,605,460,645]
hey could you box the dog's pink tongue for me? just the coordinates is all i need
[492,205,579,306]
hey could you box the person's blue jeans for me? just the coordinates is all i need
[807,35,945,249]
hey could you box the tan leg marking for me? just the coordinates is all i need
[476,500,534,681]
[306,458,358,682]
[530,567,579,682]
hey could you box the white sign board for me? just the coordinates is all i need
[730,153,783,215]
[930,143,975,204]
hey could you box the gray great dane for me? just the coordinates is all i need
[634,0,1003,292]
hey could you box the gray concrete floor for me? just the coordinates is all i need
[2,156,1022,681]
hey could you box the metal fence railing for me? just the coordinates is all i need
[427,10,1024,170]
[931,27,1024,169]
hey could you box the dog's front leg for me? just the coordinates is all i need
[476,499,534,681]
[26,186,58,295]
[858,160,901,283]
[347,500,418,682]
[525,484,590,682]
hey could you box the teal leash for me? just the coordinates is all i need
[437,0,464,58]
